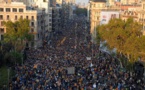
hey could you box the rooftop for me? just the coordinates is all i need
[90,0,106,2]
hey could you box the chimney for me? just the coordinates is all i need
[8,0,11,4]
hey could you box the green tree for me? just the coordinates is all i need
[1,18,33,66]
[97,17,144,64]
[3,18,33,52]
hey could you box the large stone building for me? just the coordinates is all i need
[88,0,145,36]
[2,0,53,43]
[0,1,47,48]
[88,0,106,34]
[138,0,145,35]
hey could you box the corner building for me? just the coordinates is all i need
[0,1,47,48]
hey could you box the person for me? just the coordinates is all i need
[9,17,144,90]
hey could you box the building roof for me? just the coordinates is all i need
[90,0,106,2]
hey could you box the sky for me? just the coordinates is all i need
[76,0,89,5]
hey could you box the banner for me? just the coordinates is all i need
[67,67,75,74]
[86,57,91,60]
[100,11,120,25]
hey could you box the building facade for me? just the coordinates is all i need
[0,1,47,48]
[138,0,145,35]
[120,0,139,5]
[52,6,61,33]
[88,0,145,36]
[12,0,52,43]
[121,9,138,22]
[88,0,106,34]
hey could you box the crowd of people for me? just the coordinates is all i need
[8,18,144,90]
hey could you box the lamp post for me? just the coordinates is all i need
[85,22,87,44]
[7,67,10,89]
[21,50,24,66]
[75,23,77,49]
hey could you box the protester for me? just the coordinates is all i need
[10,18,144,90]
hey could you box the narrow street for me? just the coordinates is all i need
[9,17,144,90]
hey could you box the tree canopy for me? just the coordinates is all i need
[97,17,145,62]
[0,18,33,66]
[3,18,33,51]
[75,7,87,16]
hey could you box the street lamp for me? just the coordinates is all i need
[7,66,10,89]
[84,22,87,43]
[21,50,24,66]
[75,23,77,49]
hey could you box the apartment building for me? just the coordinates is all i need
[88,0,143,34]
[121,10,138,21]
[52,5,61,33]
[0,1,47,48]
[138,0,145,35]
[88,0,106,34]
[14,0,52,42]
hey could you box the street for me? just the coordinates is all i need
[9,17,144,90]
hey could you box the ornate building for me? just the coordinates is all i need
[0,1,47,48]
[88,0,106,34]
[121,10,138,21]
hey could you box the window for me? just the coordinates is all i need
[0,15,3,20]
[19,8,23,12]
[143,4,145,9]
[98,4,100,8]
[1,21,4,26]
[1,34,4,40]
[0,28,4,33]
[38,34,39,39]
[15,15,17,20]
[49,14,52,17]
[41,26,43,29]
[13,8,17,12]
[31,16,34,20]
[6,8,10,12]
[94,4,96,8]
[26,16,29,19]
[7,15,10,20]
[97,17,99,20]
[20,15,23,19]
[31,28,34,32]
[0,8,4,12]
[31,22,34,26]
[49,23,52,26]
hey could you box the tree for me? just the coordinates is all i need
[97,17,145,64]
[3,18,33,52]
[75,7,87,16]
[1,18,33,66]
